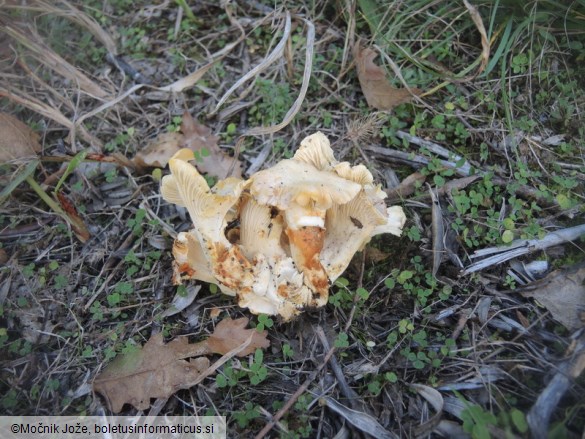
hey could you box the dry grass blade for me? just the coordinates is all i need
[245,16,314,136]
[161,1,246,94]
[1,22,110,99]
[409,383,444,437]
[213,11,291,114]
[528,329,585,437]
[0,86,102,149]
[462,0,490,79]
[319,397,398,439]
[160,60,218,93]
[429,185,444,277]
[2,0,118,55]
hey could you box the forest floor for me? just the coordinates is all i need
[1,1,584,438]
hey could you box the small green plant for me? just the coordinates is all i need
[216,359,245,388]
[233,402,261,429]
[282,343,294,360]
[104,128,135,153]
[461,401,497,439]
[248,348,268,385]
[166,116,183,132]
[127,209,146,236]
[334,332,350,349]
[256,314,273,332]
[250,79,293,125]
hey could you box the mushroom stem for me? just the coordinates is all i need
[285,224,329,306]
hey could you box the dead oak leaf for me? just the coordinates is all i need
[133,112,242,179]
[180,111,242,179]
[93,317,269,413]
[207,317,270,356]
[521,263,585,331]
[93,335,210,413]
[133,131,183,168]
[354,44,421,111]
[0,112,41,162]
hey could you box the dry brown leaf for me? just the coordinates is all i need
[0,112,41,162]
[133,112,242,178]
[56,192,90,243]
[93,317,269,412]
[207,317,269,356]
[354,44,421,110]
[521,263,585,330]
[133,132,183,168]
[180,111,242,179]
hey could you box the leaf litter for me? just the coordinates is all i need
[93,317,269,413]
[520,262,585,331]
[2,1,585,437]
[0,112,41,162]
[134,110,242,178]
[354,43,421,110]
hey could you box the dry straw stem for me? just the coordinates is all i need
[319,397,397,439]
[245,15,315,136]
[255,326,337,439]
[528,328,585,438]
[363,144,471,177]
[1,0,118,55]
[212,11,292,114]
[460,0,490,80]
[0,86,102,149]
[1,21,110,99]
[429,185,445,277]
[395,130,473,175]
[160,0,247,93]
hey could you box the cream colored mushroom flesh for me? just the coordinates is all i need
[161,133,406,320]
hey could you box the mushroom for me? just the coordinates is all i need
[322,193,406,281]
[249,146,362,306]
[172,230,217,286]
[161,149,254,296]
[161,134,406,320]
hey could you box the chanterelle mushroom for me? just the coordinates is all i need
[161,134,406,320]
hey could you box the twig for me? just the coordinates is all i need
[429,185,444,277]
[315,327,362,411]
[255,326,337,439]
[395,130,473,175]
[363,144,471,177]
[462,224,585,274]
[319,397,397,439]
[527,329,585,438]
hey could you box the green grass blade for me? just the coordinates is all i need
[54,150,87,194]
[483,17,513,77]
[0,159,39,201]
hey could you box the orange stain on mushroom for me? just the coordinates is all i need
[212,243,254,291]
[286,226,329,300]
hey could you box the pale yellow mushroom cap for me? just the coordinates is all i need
[249,159,361,215]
